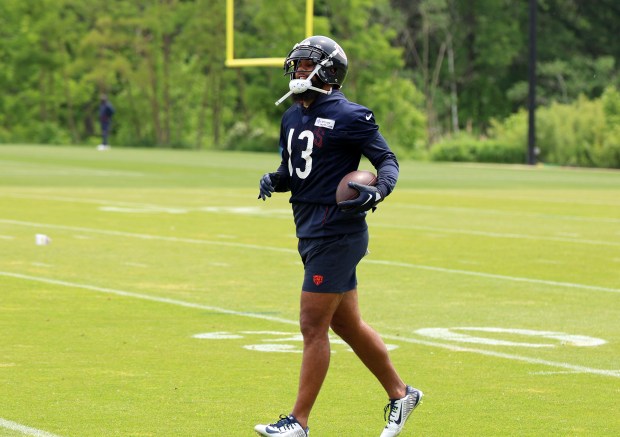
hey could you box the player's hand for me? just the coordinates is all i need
[258,172,279,201]
[338,182,383,213]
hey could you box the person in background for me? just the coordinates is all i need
[97,94,115,150]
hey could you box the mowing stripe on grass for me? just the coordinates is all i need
[1,219,619,294]
[3,193,619,246]
[0,418,64,437]
[0,271,297,327]
[1,271,619,379]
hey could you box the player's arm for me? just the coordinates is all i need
[258,163,290,200]
[258,123,292,201]
[339,133,399,213]
[363,132,399,199]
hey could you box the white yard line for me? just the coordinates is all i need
[1,218,618,294]
[402,188,620,208]
[1,271,618,379]
[365,259,620,294]
[0,271,297,326]
[0,418,64,437]
[3,190,620,225]
[3,192,619,244]
[373,223,620,247]
[0,161,143,177]
[393,202,620,224]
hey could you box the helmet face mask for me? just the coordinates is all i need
[283,36,348,88]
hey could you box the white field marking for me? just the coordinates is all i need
[2,193,292,217]
[4,193,173,209]
[403,187,620,208]
[1,271,619,379]
[197,331,399,354]
[391,202,620,224]
[0,219,296,254]
[0,235,15,240]
[244,344,302,353]
[99,206,187,214]
[242,343,399,353]
[0,271,297,327]
[5,188,619,230]
[31,262,53,268]
[364,259,620,294]
[208,262,230,267]
[193,332,244,339]
[100,205,292,217]
[4,194,617,247]
[414,327,606,348]
[124,262,149,268]
[1,218,619,295]
[3,192,617,244]
[373,223,620,247]
[0,417,65,437]
[379,334,620,379]
[240,331,291,335]
[0,161,143,178]
[7,187,620,212]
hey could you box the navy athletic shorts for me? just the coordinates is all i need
[297,230,369,293]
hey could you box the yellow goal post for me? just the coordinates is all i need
[225,0,314,68]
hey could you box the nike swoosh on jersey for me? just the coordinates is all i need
[365,113,373,120]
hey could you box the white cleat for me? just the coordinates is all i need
[255,414,309,436]
[380,385,423,437]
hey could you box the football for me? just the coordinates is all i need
[335,170,377,204]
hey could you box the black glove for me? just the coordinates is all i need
[338,182,383,213]
[258,172,280,200]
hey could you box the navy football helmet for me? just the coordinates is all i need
[283,35,348,88]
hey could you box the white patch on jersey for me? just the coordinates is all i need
[315,117,335,129]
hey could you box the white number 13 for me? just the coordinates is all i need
[287,128,314,179]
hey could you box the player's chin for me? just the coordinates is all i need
[292,88,320,103]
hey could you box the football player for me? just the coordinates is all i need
[256,35,422,437]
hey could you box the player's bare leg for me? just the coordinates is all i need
[330,289,406,398]
[331,289,423,436]
[291,291,344,429]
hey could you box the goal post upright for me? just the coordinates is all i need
[225,0,314,68]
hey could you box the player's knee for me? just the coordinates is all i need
[330,318,360,340]
[300,319,329,343]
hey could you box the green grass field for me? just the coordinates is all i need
[0,145,619,436]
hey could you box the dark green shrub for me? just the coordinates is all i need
[430,134,524,164]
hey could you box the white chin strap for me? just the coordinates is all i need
[275,64,330,106]
[275,49,339,106]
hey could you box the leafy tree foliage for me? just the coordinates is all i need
[0,0,617,167]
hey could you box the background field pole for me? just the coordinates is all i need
[527,0,537,165]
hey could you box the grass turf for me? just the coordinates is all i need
[0,145,619,436]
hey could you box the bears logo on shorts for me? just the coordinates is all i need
[313,275,324,286]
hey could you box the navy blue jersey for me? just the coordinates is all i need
[273,90,399,238]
